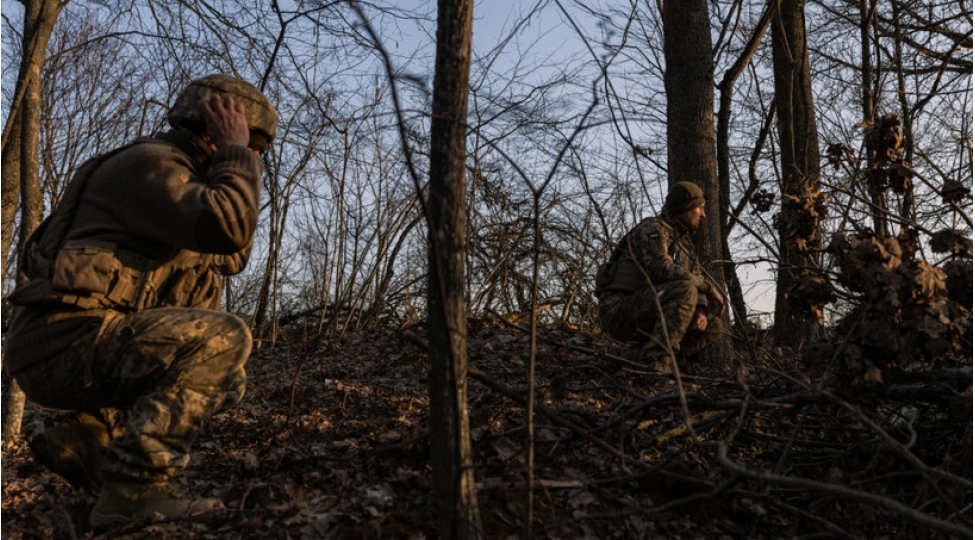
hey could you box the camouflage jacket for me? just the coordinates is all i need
[5,129,262,373]
[595,212,712,300]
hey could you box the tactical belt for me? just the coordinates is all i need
[50,241,157,310]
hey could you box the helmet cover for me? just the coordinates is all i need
[168,74,277,152]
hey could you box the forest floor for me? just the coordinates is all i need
[2,318,971,539]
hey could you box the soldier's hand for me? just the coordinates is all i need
[200,94,251,150]
[690,309,709,331]
[708,286,726,318]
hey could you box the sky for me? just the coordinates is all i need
[0,0,780,321]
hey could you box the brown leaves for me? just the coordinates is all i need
[940,178,972,205]
[944,260,973,306]
[827,232,904,297]
[856,113,915,196]
[749,189,776,214]
[905,261,947,302]
[888,161,914,195]
[775,175,828,254]
[825,230,971,378]
[3,317,969,539]
[858,113,905,165]
[784,270,836,324]
[826,143,855,171]
[930,229,973,256]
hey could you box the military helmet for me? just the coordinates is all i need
[168,74,277,152]
[664,181,707,214]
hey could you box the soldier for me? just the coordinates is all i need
[4,75,276,527]
[595,181,726,368]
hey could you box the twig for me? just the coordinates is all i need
[540,477,738,530]
[468,366,649,471]
[591,390,820,435]
[771,368,973,491]
[716,442,973,539]
[485,312,649,370]
[772,499,865,540]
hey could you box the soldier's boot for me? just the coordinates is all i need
[30,412,110,494]
[626,341,673,372]
[89,480,225,528]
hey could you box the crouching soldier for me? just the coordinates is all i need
[5,75,276,527]
[595,181,726,369]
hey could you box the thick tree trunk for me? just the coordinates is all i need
[771,0,823,346]
[2,0,65,445]
[662,0,731,358]
[427,0,482,538]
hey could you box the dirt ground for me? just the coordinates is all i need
[2,319,970,539]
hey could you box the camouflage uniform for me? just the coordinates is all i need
[7,112,264,485]
[595,212,723,362]
[11,309,249,483]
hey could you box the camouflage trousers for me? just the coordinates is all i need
[15,307,249,484]
[598,279,723,362]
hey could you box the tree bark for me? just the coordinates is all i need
[770,0,823,346]
[2,106,23,281]
[427,0,482,538]
[662,0,731,357]
[2,0,66,445]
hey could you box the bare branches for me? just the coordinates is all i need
[466,324,971,538]
[716,442,972,539]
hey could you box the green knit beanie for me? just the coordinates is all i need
[665,182,706,214]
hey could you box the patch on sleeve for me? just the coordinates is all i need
[178,172,190,184]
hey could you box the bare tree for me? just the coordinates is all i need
[770,0,825,346]
[426,0,482,536]
[717,4,774,328]
[857,0,892,236]
[1,0,66,445]
[662,0,731,358]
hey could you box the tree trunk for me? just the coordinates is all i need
[770,0,822,346]
[662,0,730,357]
[251,189,285,344]
[890,0,915,223]
[2,106,23,280]
[717,5,774,330]
[2,0,65,445]
[859,0,890,236]
[427,0,482,538]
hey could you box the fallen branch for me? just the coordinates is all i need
[715,442,973,539]
[771,368,973,491]
[468,366,650,471]
[591,390,823,434]
[772,498,865,540]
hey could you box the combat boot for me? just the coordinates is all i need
[89,480,225,528]
[30,412,109,494]
[626,342,672,372]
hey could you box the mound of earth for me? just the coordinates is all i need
[3,319,970,539]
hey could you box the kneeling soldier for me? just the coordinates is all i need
[595,182,726,368]
[6,75,276,527]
